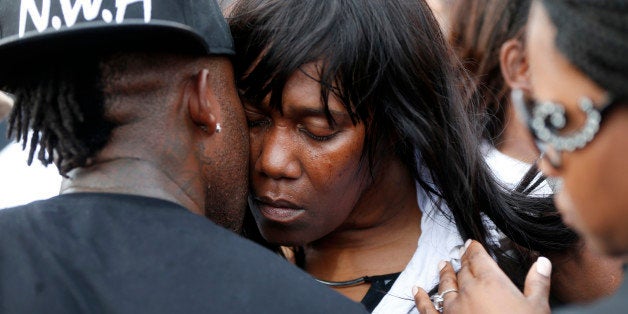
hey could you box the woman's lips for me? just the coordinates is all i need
[254,197,305,223]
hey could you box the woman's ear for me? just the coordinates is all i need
[500,39,532,92]
[188,69,219,134]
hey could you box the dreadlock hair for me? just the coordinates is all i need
[449,0,532,145]
[3,56,114,176]
[230,0,578,289]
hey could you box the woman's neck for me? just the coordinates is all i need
[302,158,422,302]
[496,104,540,164]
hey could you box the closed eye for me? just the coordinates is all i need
[298,124,339,142]
[247,117,271,128]
[244,105,271,129]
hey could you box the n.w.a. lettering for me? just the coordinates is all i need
[18,0,152,37]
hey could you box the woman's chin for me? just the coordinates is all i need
[554,190,579,230]
[258,224,310,247]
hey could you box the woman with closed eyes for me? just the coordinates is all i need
[229,0,579,312]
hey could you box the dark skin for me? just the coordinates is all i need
[414,240,552,314]
[496,39,540,164]
[246,63,422,301]
[413,2,626,312]
[61,56,249,231]
[499,31,624,305]
[548,243,623,303]
[303,156,422,301]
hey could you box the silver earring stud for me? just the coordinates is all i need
[215,123,222,133]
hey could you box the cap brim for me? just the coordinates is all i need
[0,20,234,87]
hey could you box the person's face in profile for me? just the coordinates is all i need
[202,59,250,233]
[526,1,628,257]
[244,62,371,246]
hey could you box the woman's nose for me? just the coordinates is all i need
[253,126,302,180]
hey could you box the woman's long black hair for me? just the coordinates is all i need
[230,0,578,288]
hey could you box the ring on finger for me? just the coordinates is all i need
[430,288,458,312]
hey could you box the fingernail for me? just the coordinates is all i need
[536,256,552,277]
[412,286,419,296]
[438,260,447,271]
[464,239,472,250]
[459,240,472,258]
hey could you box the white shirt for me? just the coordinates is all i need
[373,146,550,313]
[482,143,552,196]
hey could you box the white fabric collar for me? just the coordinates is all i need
[371,172,465,314]
[372,154,504,314]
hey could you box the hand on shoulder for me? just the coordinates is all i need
[413,240,551,314]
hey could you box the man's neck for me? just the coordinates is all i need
[61,157,204,215]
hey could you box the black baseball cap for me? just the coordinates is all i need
[0,0,234,84]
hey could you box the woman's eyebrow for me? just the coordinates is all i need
[299,107,348,118]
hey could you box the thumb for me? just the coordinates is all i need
[524,256,552,309]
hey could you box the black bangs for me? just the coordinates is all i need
[229,0,357,123]
[231,0,581,291]
[228,0,452,165]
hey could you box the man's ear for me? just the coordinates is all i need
[188,69,220,134]
[500,39,531,92]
